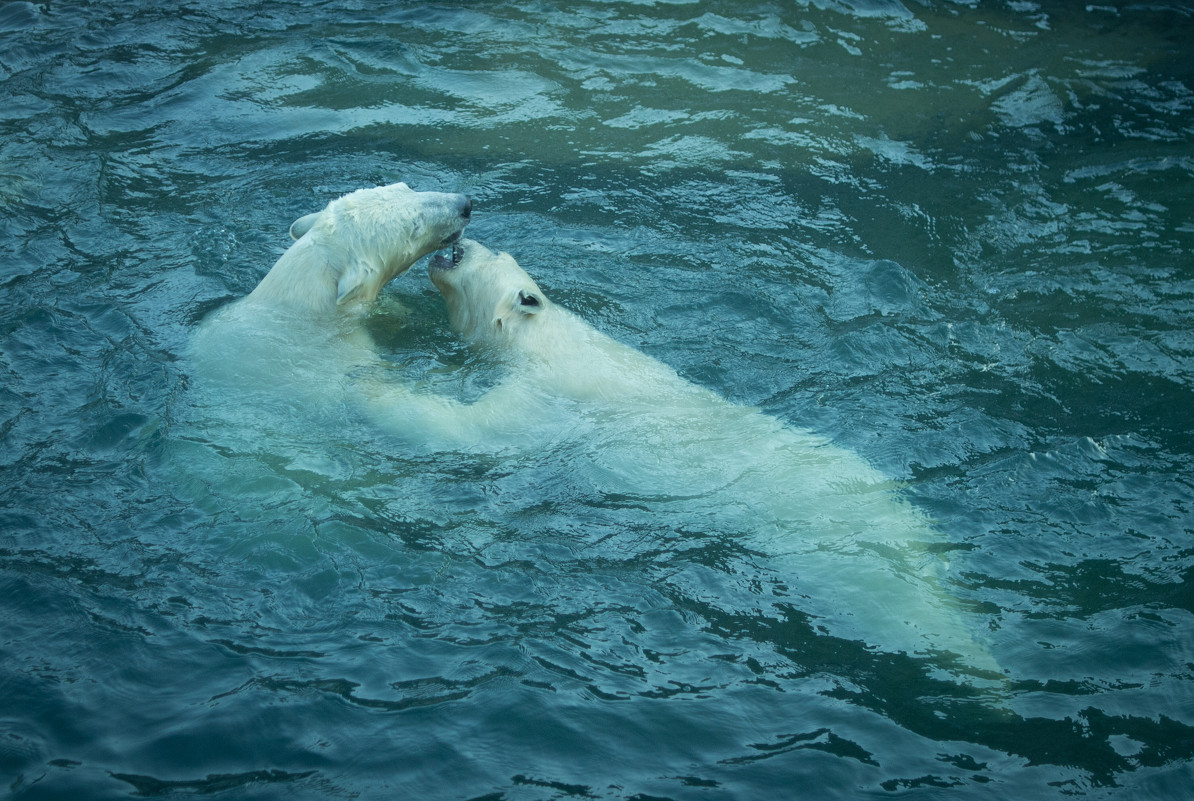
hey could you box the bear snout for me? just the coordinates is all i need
[459,196,473,220]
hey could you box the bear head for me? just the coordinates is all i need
[428,239,551,349]
[254,182,472,311]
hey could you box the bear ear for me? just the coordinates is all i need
[289,211,323,240]
[517,290,543,314]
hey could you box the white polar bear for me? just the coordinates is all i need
[364,240,1002,680]
[243,182,473,315]
[188,183,471,438]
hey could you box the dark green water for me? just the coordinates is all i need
[2,1,1193,798]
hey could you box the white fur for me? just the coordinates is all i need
[190,183,470,423]
[363,240,1002,678]
[244,182,472,315]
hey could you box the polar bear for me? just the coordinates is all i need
[188,183,471,437]
[364,240,1002,679]
[243,182,473,315]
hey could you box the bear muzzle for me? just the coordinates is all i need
[430,242,466,272]
[437,195,473,248]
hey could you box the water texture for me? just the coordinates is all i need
[2,1,1193,799]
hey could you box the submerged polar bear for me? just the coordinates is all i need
[189,183,471,434]
[365,240,1001,678]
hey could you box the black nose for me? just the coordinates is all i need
[460,196,472,219]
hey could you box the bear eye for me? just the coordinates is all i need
[519,292,540,307]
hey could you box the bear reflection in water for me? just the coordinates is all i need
[364,239,1002,681]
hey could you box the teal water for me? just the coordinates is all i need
[3,1,1193,799]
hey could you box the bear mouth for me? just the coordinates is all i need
[431,243,464,271]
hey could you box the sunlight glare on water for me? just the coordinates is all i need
[1,1,1193,799]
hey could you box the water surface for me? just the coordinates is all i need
[2,1,1193,799]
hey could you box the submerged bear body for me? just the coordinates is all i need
[362,240,1001,678]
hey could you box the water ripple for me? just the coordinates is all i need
[3,1,1194,798]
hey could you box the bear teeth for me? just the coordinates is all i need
[451,243,463,265]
